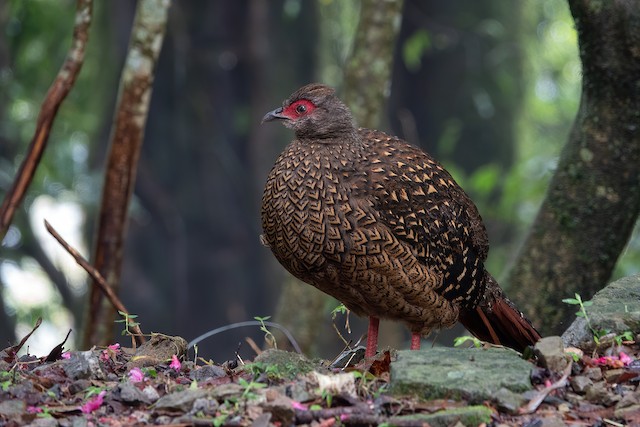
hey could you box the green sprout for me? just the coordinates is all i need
[254,316,277,349]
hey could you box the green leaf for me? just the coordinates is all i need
[562,298,579,305]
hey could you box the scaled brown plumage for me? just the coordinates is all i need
[261,83,540,357]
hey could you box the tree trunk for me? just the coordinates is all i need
[83,0,171,348]
[343,0,403,129]
[507,0,640,334]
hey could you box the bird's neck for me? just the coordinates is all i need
[296,127,361,146]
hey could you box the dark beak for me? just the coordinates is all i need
[261,107,288,124]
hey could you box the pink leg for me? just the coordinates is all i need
[365,316,380,358]
[410,333,421,350]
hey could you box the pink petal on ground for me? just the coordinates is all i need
[291,401,308,410]
[107,343,120,351]
[61,352,71,360]
[170,354,181,371]
[619,352,632,366]
[27,406,43,414]
[128,367,144,383]
[80,390,106,414]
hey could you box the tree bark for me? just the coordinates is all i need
[83,0,171,348]
[507,0,640,334]
[343,0,404,129]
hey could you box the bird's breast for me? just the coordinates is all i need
[260,145,368,280]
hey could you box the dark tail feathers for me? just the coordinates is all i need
[459,272,541,353]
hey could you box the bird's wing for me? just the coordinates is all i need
[357,129,489,307]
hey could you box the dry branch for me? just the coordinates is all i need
[0,0,93,240]
[45,220,145,345]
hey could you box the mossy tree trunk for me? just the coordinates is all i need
[508,0,640,334]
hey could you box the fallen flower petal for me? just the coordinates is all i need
[291,401,308,410]
[80,390,106,414]
[61,352,71,360]
[128,367,144,383]
[170,354,181,371]
[619,352,632,366]
[27,406,43,414]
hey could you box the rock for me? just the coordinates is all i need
[190,364,226,382]
[24,418,58,427]
[191,397,219,416]
[0,399,25,418]
[68,379,91,395]
[154,388,210,412]
[614,390,640,418]
[534,336,571,372]
[117,381,151,404]
[537,416,568,427]
[251,349,316,380]
[260,394,295,425]
[142,385,160,402]
[604,368,625,383]
[390,405,492,427]
[389,347,533,403]
[562,273,640,349]
[62,351,104,380]
[570,375,593,393]
[285,381,314,403]
[493,387,526,414]
[583,366,603,381]
[125,334,188,369]
[585,381,619,406]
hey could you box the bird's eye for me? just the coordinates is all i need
[295,104,306,114]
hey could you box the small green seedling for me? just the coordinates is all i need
[115,310,140,336]
[562,293,608,345]
[254,316,277,349]
[238,377,267,400]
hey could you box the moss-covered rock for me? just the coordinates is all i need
[389,347,533,403]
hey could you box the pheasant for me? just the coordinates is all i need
[261,83,540,357]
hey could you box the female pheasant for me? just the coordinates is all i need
[261,83,540,357]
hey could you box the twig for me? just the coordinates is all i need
[44,220,145,344]
[0,0,93,240]
[519,361,573,414]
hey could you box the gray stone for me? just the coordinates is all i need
[563,274,640,348]
[389,347,533,403]
[534,336,570,372]
[390,405,492,427]
[493,387,526,414]
[0,399,25,417]
[190,397,219,416]
[583,366,603,381]
[154,388,210,411]
[190,364,226,382]
[260,395,296,425]
[62,351,104,380]
[585,381,619,406]
[614,390,640,418]
[538,416,568,427]
[570,375,593,394]
[24,418,58,427]
[142,385,160,402]
[118,381,151,404]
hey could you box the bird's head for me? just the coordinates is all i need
[262,83,356,140]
